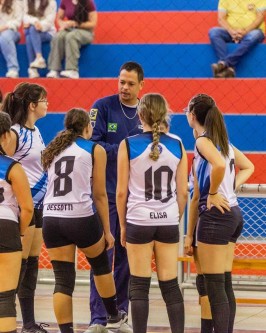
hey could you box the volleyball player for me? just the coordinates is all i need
[0,112,33,333]
[41,108,129,333]
[184,93,254,333]
[1,83,48,333]
[116,93,188,333]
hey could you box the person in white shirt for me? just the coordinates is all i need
[0,0,23,78]
[23,0,56,78]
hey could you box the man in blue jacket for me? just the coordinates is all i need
[87,61,144,333]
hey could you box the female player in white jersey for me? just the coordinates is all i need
[0,112,33,333]
[1,83,48,333]
[41,108,129,333]
[116,93,188,333]
[184,93,254,333]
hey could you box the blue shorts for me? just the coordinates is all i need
[0,219,22,253]
[197,205,243,245]
[126,223,180,244]
[43,213,103,249]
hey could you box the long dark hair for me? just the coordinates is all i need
[0,112,11,137]
[189,93,229,157]
[42,108,90,171]
[74,0,89,24]
[2,82,47,126]
[27,0,49,17]
[1,0,14,14]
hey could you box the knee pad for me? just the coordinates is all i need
[51,260,76,296]
[204,273,228,306]
[86,250,111,276]
[159,278,183,305]
[0,289,16,318]
[17,256,38,298]
[128,275,151,301]
[196,274,207,297]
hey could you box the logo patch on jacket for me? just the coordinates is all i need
[108,123,118,132]
[90,109,98,120]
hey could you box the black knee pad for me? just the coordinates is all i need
[86,250,111,276]
[159,278,183,305]
[128,275,151,301]
[17,256,39,298]
[0,289,16,318]
[51,260,76,296]
[196,274,207,297]
[204,273,228,306]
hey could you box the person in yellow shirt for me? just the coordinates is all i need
[209,0,266,77]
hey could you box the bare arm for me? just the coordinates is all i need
[116,140,129,247]
[233,146,255,190]
[9,163,33,236]
[218,10,238,39]
[176,143,188,219]
[79,11,98,30]
[243,10,265,34]
[92,144,114,250]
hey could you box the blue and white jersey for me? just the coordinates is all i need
[126,132,183,226]
[12,124,47,209]
[194,136,238,215]
[0,154,19,222]
[43,137,96,218]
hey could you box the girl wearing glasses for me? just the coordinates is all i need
[184,93,254,333]
[1,83,49,333]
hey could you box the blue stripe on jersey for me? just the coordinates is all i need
[31,173,47,197]
[0,155,16,180]
[198,160,209,193]
[17,127,33,161]
[127,134,152,160]
[75,137,95,154]
[160,134,182,159]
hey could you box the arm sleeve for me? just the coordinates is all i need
[218,0,228,12]
[23,0,38,25]
[6,1,23,30]
[39,0,56,32]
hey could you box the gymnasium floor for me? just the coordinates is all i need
[16,280,266,333]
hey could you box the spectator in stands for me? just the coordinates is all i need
[0,112,33,333]
[46,0,97,79]
[209,0,265,78]
[184,94,254,333]
[23,0,57,78]
[87,61,144,333]
[1,83,49,333]
[0,0,23,78]
[42,108,130,333]
[116,93,188,333]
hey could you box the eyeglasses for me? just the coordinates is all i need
[183,107,195,116]
[38,99,48,104]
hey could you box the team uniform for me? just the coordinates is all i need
[0,154,21,252]
[42,137,103,249]
[194,135,243,245]
[90,94,142,325]
[125,131,183,244]
[11,124,47,226]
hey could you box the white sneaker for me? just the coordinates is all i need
[6,69,19,78]
[116,322,133,333]
[84,324,108,333]
[106,311,129,331]
[30,57,46,69]
[60,70,79,79]
[46,70,59,78]
[28,68,40,78]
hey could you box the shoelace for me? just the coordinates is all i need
[36,323,50,332]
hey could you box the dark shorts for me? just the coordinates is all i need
[28,208,43,228]
[0,219,22,253]
[197,205,243,245]
[126,223,180,244]
[42,213,103,249]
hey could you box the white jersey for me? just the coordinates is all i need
[12,124,47,209]
[0,154,20,223]
[126,132,183,226]
[43,137,96,218]
[194,135,238,215]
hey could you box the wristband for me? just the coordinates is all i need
[208,192,218,195]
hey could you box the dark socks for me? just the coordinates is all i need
[19,297,35,328]
[101,294,118,316]
[59,323,74,333]
[225,271,236,333]
[201,319,213,333]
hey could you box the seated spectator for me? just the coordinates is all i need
[209,0,265,78]
[46,0,97,79]
[23,0,57,78]
[0,0,23,78]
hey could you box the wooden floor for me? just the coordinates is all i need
[16,283,266,333]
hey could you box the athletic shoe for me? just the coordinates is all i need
[6,69,19,78]
[116,322,133,333]
[84,324,108,333]
[21,323,49,333]
[30,57,46,69]
[211,61,226,77]
[60,70,79,79]
[106,310,129,330]
[28,68,40,78]
[46,70,59,78]
[217,67,235,78]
